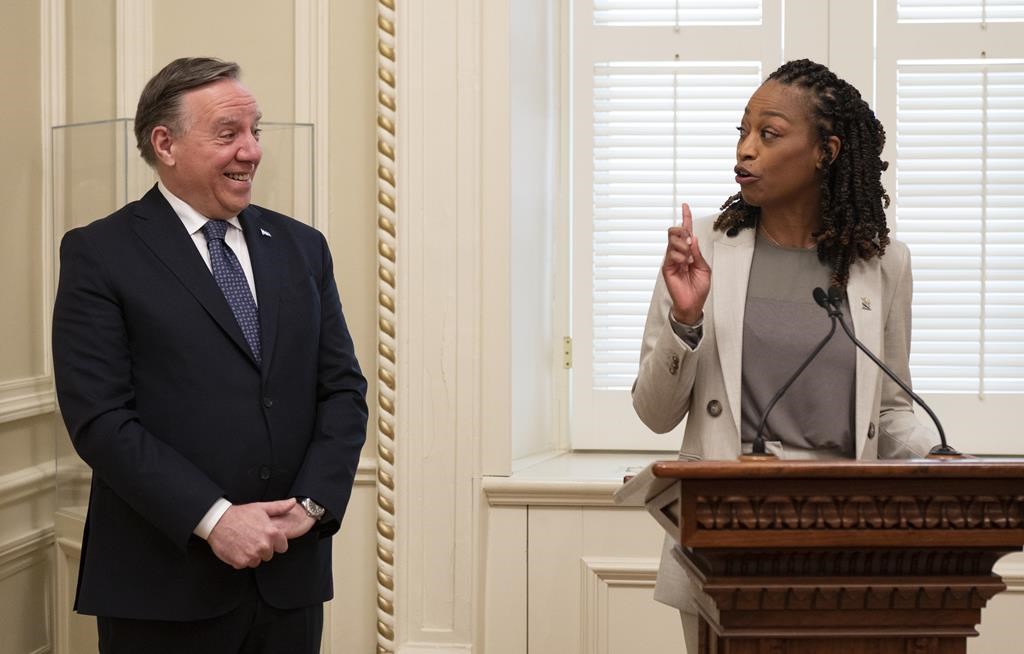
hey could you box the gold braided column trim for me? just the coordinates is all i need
[375,0,397,652]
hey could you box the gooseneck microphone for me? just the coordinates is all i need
[819,286,958,457]
[750,288,839,455]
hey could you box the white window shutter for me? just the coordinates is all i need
[591,63,760,390]
[896,61,1024,393]
[593,0,762,26]
[571,0,777,449]
[897,0,1024,22]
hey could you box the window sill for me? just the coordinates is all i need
[482,451,669,507]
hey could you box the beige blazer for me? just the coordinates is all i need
[632,214,938,609]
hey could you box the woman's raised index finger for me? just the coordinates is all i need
[681,203,693,234]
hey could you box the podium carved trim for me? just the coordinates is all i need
[695,494,1024,531]
[618,460,1024,651]
[702,581,1002,612]
[690,548,1008,577]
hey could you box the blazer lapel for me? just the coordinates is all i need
[712,227,755,435]
[239,207,281,376]
[846,257,882,458]
[131,185,258,367]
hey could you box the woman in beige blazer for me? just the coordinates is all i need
[631,60,939,645]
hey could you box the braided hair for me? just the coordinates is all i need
[714,59,891,288]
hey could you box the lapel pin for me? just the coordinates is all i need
[260,228,272,238]
[861,297,871,311]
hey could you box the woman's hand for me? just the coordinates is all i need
[662,203,711,324]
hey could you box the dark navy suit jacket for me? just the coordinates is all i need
[53,185,368,620]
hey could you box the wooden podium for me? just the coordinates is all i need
[616,458,1024,653]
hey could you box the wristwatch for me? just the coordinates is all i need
[298,497,325,521]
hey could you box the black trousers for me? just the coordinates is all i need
[96,585,323,654]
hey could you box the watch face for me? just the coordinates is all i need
[302,498,325,519]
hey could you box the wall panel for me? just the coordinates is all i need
[0,0,44,381]
[526,505,680,654]
[328,0,379,454]
[326,478,378,653]
[0,530,53,654]
[65,0,115,123]
[1,2,59,653]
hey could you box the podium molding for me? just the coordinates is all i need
[617,458,1024,654]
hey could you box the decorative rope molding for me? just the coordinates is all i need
[375,0,398,651]
[0,375,56,424]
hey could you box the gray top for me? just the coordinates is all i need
[740,230,856,458]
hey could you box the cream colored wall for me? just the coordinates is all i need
[152,0,295,123]
[0,1,57,653]
[329,0,379,460]
[43,2,382,653]
[325,2,380,651]
[1,1,44,381]
[66,0,115,122]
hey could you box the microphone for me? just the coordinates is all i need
[814,287,838,316]
[750,293,840,455]
[820,287,958,457]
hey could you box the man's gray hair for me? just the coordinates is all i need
[134,57,241,166]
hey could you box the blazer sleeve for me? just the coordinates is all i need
[877,245,939,459]
[287,233,369,536]
[631,272,702,434]
[53,228,225,550]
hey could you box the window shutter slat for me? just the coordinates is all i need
[594,0,762,26]
[898,0,1024,23]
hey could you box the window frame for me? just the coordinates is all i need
[564,0,1024,454]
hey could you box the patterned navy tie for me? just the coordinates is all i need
[201,220,262,364]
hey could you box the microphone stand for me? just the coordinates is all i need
[824,287,959,457]
[750,289,839,456]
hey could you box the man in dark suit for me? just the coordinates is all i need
[52,57,367,653]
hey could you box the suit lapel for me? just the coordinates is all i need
[239,207,281,376]
[846,257,882,458]
[712,227,755,435]
[131,185,258,367]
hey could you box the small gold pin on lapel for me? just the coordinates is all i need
[861,297,871,311]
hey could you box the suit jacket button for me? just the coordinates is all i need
[867,422,876,439]
[707,400,722,417]
[258,465,272,480]
[669,354,680,375]
[262,397,274,408]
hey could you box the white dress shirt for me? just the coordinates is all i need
[157,182,257,539]
[157,183,258,305]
